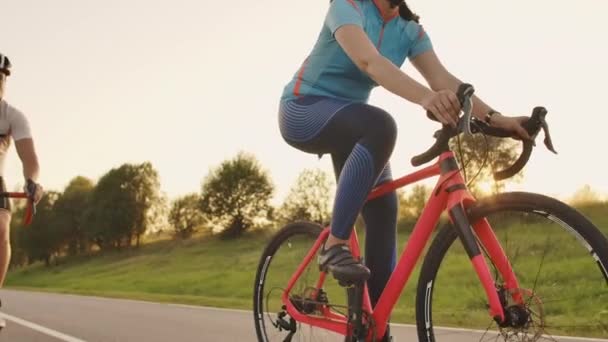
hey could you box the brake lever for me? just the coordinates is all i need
[461,96,474,136]
[539,118,557,154]
[524,107,557,154]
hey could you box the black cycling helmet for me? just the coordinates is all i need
[0,53,12,76]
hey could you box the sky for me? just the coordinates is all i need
[2,0,608,203]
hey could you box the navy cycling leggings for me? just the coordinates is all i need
[279,96,398,306]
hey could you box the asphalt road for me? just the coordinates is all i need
[0,290,605,342]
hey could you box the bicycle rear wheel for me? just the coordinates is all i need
[416,192,608,341]
[253,222,351,341]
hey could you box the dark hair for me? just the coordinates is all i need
[389,0,420,23]
[330,0,420,23]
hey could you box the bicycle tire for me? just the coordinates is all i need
[415,192,608,341]
[253,221,353,341]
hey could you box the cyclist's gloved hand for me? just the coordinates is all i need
[487,113,531,141]
[24,178,44,204]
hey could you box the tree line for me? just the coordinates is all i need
[10,136,550,267]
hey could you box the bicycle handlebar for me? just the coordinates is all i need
[0,192,36,225]
[411,84,557,181]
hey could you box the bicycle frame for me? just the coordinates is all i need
[281,151,524,340]
[0,192,35,225]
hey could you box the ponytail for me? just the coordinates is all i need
[332,0,420,23]
[388,0,420,22]
[398,1,420,23]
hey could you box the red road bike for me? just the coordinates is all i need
[254,85,608,341]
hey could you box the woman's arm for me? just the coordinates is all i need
[410,50,493,119]
[335,25,460,127]
[411,50,530,138]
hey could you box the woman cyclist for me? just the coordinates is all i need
[278,0,530,340]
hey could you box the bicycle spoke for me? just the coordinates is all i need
[528,308,542,320]
[479,319,498,342]
[528,234,551,307]
[509,245,521,271]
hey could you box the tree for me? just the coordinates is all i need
[277,169,333,225]
[570,184,601,206]
[398,185,431,232]
[84,170,133,250]
[169,193,205,239]
[85,162,162,250]
[18,191,62,266]
[53,176,94,255]
[200,152,274,239]
[127,163,163,246]
[147,192,169,234]
[450,135,520,195]
[400,185,431,217]
[9,204,28,267]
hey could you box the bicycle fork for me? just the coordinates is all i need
[449,204,507,323]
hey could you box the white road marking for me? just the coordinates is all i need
[0,312,87,342]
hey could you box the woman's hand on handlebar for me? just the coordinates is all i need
[421,90,460,128]
[488,113,532,141]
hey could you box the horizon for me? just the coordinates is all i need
[2,0,608,203]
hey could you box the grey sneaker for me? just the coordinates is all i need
[318,244,370,287]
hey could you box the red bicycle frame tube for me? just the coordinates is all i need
[281,228,350,335]
[348,229,373,313]
[2,192,28,199]
[474,218,524,304]
[281,152,519,340]
[0,192,34,225]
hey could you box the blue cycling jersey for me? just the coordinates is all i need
[281,0,433,103]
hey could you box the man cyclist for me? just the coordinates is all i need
[0,53,44,329]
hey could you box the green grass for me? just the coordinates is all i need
[7,232,267,310]
[6,203,608,338]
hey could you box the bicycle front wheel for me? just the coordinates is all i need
[416,192,608,341]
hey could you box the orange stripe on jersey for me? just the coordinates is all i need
[293,57,310,97]
[346,0,362,15]
[418,26,426,41]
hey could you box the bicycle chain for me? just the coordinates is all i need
[289,287,377,339]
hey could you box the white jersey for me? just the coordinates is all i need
[0,99,33,174]
[0,100,31,141]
